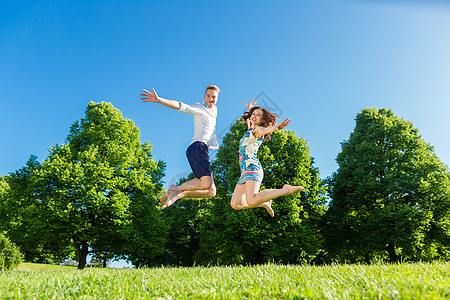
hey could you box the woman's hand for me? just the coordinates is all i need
[276,119,291,130]
[242,99,257,111]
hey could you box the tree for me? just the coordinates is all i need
[0,176,10,231]
[155,174,206,266]
[124,188,168,267]
[324,108,450,263]
[2,156,66,263]
[193,120,327,265]
[0,233,23,270]
[18,102,166,269]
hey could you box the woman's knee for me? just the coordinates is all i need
[230,200,243,210]
[245,194,257,206]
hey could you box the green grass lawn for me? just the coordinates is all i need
[2,262,449,299]
[17,262,77,271]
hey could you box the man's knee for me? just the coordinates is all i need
[199,176,214,190]
[207,185,216,198]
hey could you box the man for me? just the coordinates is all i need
[140,85,220,208]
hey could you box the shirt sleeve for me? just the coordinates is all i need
[178,102,202,115]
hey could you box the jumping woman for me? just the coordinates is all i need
[230,99,304,217]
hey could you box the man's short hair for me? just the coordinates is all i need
[205,85,220,93]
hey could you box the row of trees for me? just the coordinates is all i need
[1,102,449,269]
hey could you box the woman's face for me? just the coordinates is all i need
[250,108,264,126]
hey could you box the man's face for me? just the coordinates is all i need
[204,89,219,108]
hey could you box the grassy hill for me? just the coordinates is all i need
[17,262,78,271]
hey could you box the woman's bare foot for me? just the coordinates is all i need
[283,184,304,195]
[262,200,274,217]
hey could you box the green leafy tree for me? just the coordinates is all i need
[22,102,166,269]
[0,176,10,232]
[193,120,327,265]
[124,188,168,267]
[155,174,206,266]
[324,108,450,263]
[2,156,66,263]
[0,233,23,270]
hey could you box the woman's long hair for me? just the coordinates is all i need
[241,106,278,140]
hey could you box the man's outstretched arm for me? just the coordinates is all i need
[140,88,181,110]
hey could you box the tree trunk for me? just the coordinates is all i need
[386,242,397,263]
[102,257,107,268]
[77,242,89,270]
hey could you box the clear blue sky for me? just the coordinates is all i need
[2,0,450,188]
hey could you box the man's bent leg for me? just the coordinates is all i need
[161,181,216,209]
[171,175,213,192]
[161,142,214,209]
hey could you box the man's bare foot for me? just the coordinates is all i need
[159,185,176,204]
[263,200,274,217]
[283,184,305,195]
[159,191,168,205]
[161,189,184,209]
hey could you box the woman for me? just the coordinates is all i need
[230,99,304,217]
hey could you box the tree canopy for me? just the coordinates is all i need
[162,120,327,266]
[4,102,166,269]
[324,108,450,262]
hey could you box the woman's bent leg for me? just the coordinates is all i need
[230,181,274,217]
[245,181,304,207]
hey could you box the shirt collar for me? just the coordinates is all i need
[202,103,217,111]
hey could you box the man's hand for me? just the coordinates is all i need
[140,88,159,103]
[242,99,257,111]
[276,119,291,130]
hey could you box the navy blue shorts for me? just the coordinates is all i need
[186,141,212,179]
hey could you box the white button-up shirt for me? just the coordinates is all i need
[178,102,219,150]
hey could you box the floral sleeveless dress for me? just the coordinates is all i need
[237,128,264,184]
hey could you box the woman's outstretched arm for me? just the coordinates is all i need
[253,118,291,138]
